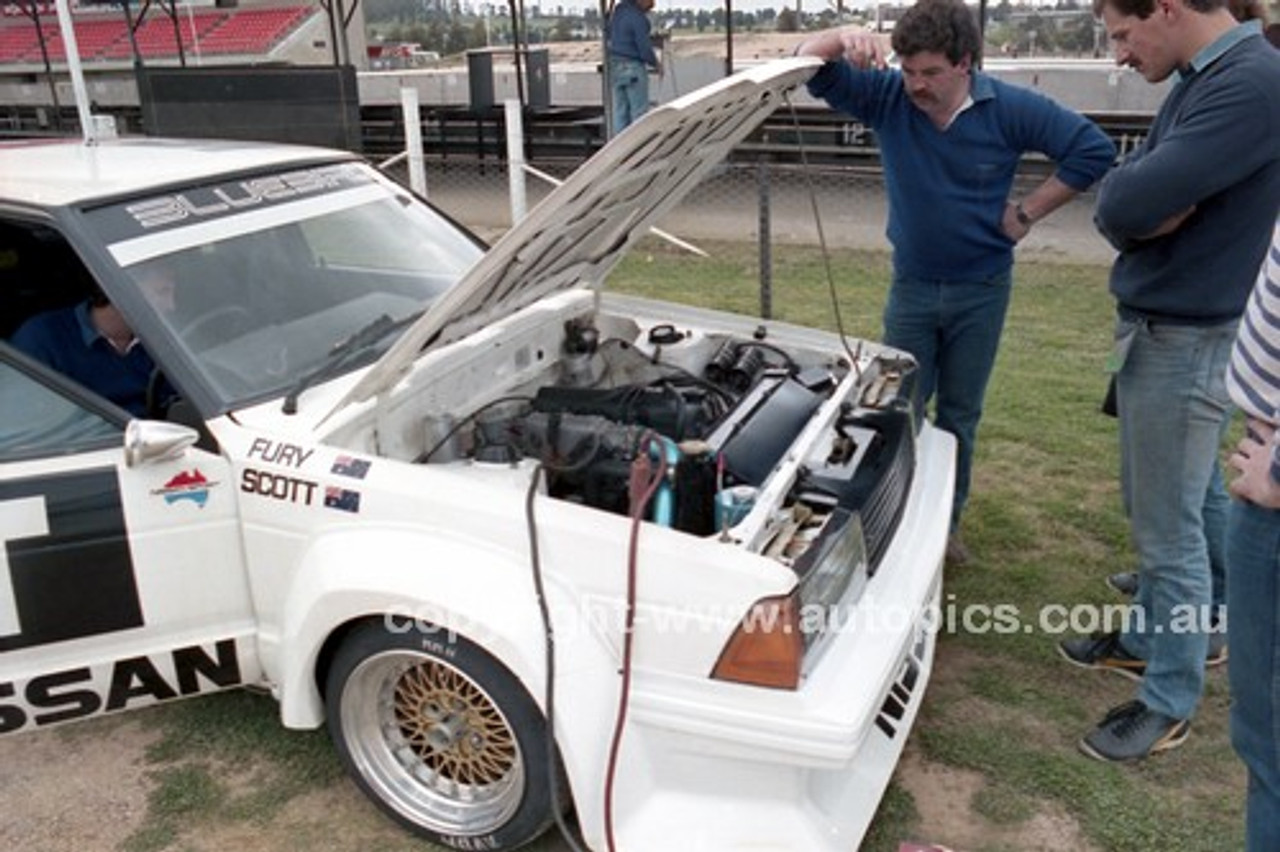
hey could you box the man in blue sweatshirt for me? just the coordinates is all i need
[796,0,1116,564]
[1058,0,1280,763]
[12,294,157,417]
[607,0,660,135]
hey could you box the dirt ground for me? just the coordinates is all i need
[0,711,422,852]
[0,718,155,852]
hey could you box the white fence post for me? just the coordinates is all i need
[505,98,527,224]
[400,86,427,198]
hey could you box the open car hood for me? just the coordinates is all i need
[324,57,821,420]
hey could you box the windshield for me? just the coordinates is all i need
[84,161,484,410]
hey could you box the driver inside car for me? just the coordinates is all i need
[10,282,171,418]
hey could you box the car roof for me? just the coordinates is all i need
[0,137,350,208]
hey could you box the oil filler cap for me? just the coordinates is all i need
[648,324,685,345]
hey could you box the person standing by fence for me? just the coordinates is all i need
[793,0,1115,565]
[606,0,660,136]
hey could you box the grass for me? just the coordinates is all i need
[124,764,226,852]
[115,238,1243,851]
[120,691,344,852]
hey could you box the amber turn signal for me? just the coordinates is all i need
[711,592,804,690]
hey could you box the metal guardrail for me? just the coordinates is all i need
[0,101,1150,167]
[358,102,1150,169]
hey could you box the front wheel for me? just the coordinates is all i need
[324,621,561,849]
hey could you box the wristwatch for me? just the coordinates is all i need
[1014,202,1033,227]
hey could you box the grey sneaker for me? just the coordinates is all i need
[1058,631,1146,681]
[1079,700,1190,762]
[1106,571,1139,597]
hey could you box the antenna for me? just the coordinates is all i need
[53,0,97,143]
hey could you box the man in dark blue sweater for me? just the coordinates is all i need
[1058,0,1280,764]
[796,0,1116,565]
[12,292,157,417]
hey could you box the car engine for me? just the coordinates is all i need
[423,315,917,560]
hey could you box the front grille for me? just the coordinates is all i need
[795,405,916,575]
[858,410,915,573]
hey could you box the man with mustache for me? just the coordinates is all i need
[794,0,1115,565]
[1058,0,1280,764]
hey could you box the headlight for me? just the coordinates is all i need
[711,508,869,690]
[795,508,869,645]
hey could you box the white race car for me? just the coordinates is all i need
[0,58,953,851]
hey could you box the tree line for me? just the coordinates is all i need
[365,0,1112,60]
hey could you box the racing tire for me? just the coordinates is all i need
[324,620,563,849]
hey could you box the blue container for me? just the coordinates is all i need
[714,485,758,530]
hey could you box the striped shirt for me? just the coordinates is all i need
[1227,220,1280,481]
[1228,220,1280,421]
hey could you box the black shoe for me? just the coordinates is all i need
[944,534,970,567]
[1106,571,1139,597]
[1099,575,1227,665]
[1206,630,1228,667]
[1058,631,1146,681]
[1079,700,1190,762]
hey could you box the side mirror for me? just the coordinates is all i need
[124,419,199,468]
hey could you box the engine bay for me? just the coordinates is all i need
[408,303,918,568]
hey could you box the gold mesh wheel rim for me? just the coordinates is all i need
[392,658,519,787]
[340,648,526,835]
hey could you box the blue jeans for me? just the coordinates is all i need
[1119,435,1229,621]
[1207,463,1229,620]
[883,270,1013,530]
[609,57,650,135]
[1227,499,1280,852]
[1115,317,1236,720]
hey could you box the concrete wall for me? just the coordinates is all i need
[980,59,1172,114]
[2,54,1171,116]
[356,56,1172,114]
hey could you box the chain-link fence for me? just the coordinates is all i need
[379,149,1114,324]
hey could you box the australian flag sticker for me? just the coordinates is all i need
[324,486,361,514]
[331,455,371,480]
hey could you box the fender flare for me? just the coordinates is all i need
[271,526,623,838]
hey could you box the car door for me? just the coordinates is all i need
[0,345,257,736]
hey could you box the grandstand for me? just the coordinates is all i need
[0,1,330,67]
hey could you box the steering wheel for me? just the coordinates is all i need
[145,366,173,420]
[179,305,254,348]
